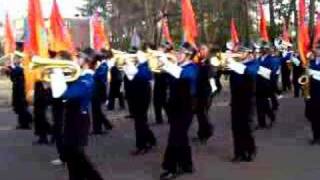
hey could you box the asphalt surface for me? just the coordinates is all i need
[0,80,319,180]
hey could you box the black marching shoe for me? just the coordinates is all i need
[16,125,31,130]
[33,137,49,145]
[309,139,320,145]
[160,171,178,180]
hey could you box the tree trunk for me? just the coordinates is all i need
[268,0,276,41]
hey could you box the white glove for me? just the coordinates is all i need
[161,60,182,79]
[107,59,115,68]
[258,66,272,80]
[291,56,300,66]
[209,78,217,94]
[50,68,67,98]
[210,57,220,67]
[227,58,246,74]
[123,63,138,81]
[282,51,288,58]
[159,54,169,65]
[309,69,320,81]
[137,51,147,64]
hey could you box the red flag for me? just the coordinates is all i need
[24,0,49,102]
[298,0,310,67]
[313,12,320,48]
[90,13,110,50]
[162,17,173,44]
[4,13,16,55]
[230,18,239,45]
[259,1,269,42]
[282,22,290,42]
[181,0,198,47]
[49,0,75,54]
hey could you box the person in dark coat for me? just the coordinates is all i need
[305,45,320,145]
[50,51,72,165]
[160,43,198,180]
[123,49,157,155]
[123,47,138,119]
[91,50,113,134]
[292,54,304,98]
[227,49,259,162]
[153,43,171,124]
[51,52,104,180]
[33,81,51,144]
[255,44,277,129]
[193,45,216,143]
[8,58,32,129]
[107,64,125,110]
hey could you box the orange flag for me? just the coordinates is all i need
[298,0,310,67]
[259,1,269,42]
[162,17,173,44]
[313,13,320,48]
[230,18,239,45]
[181,0,198,47]
[90,13,110,50]
[48,0,75,54]
[4,13,16,55]
[23,0,49,102]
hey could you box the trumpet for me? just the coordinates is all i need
[111,48,177,73]
[30,56,81,82]
[211,52,246,70]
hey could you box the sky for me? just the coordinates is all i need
[0,0,84,23]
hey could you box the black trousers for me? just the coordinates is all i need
[256,96,275,127]
[33,105,51,139]
[306,100,320,140]
[281,67,292,92]
[153,89,168,123]
[124,80,134,116]
[108,82,125,110]
[195,96,214,139]
[162,109,193,172]
[231,98,256,158]
[92,98,112,133]
[132,85,156,149]
[16,107,32,128]
[51,99,65,161]
[65,146,104,180]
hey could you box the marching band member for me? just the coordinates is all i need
[305,43,320,145]
[226,48,260,162]
[193,44,217,143]
[50,51,71,166]
[255,43,277,129]
[50,51,104,180]
[7,57,32,129]
[123,47,138,119]
[292,54,304,98]
[160,43,198,180]
[123,48,157,155]
[33,51,54,145]
[153,43,171,124]
[281,47,293,92]
[107,49,125,111]
[91,49,113,135]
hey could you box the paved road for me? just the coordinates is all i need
[0,91,320,180]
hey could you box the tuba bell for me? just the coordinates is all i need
[30,56,81,82]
